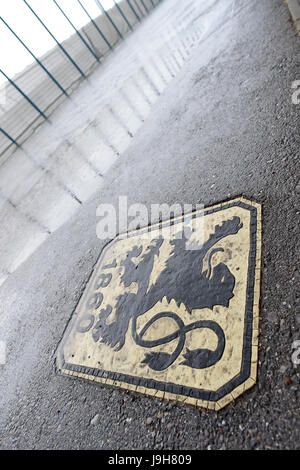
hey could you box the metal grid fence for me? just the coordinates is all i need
[0,0,162,163]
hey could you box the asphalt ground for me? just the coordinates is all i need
[0,0,299,450]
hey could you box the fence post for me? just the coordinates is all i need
[113,0,133,31]
[95,0,124,40]
[52,0,101,63]
[23,0,86,79]
[0,69,48,120]
[0,17,69,97]
[126,0,141,22]
[139,0,149,14]
[77,0,113,51]
[132,0,145,18]
[0,128,21,148]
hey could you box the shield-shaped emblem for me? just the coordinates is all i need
[57,197,261,410]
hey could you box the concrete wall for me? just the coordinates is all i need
[0,0,159,164]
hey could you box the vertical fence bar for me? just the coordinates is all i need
[139,0,149,14]
[0,17,69,97]
[133,0,145,18]
[0,128,21,148]
[0,69,48,120]
[126,0,141,22]
[23,0,86,79]
[95,0,124,40]
[0,0,162,162]
[77,0,113,50]
[53,0,101,62]
[113,0,133,31]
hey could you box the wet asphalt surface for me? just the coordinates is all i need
[0,0,299,450]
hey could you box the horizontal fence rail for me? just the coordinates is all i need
[0,0,162,163]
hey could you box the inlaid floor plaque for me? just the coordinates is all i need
[57,197,262,410]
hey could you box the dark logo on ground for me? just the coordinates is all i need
[91,217,243,371]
